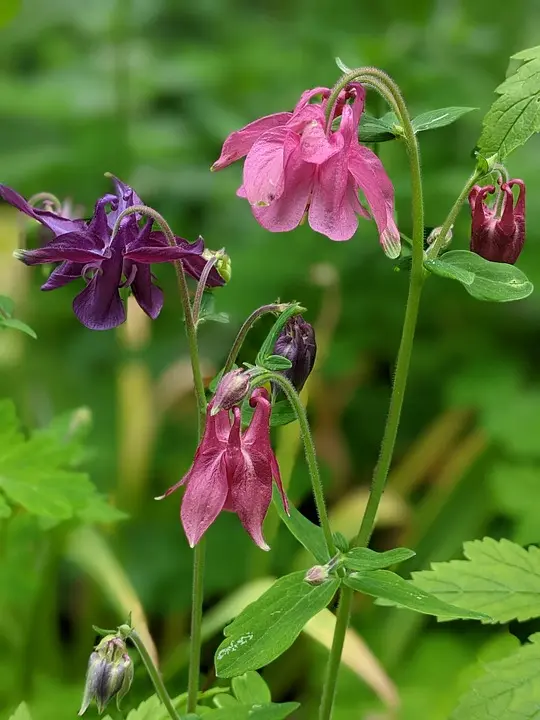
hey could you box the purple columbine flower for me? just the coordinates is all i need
[2,176,224,330]
[468,179,526,264]
[273,314,317,392]
[157,387,288,550]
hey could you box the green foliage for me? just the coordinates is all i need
[345,569,488,620]
[489,464,540,544]
[424,250,534,302]
[479,46,540,159]
[8,704,32,720]
[261,355,293,371]
[0,296,36,338]
[411,107,477,133]
[231,671,272,704]
[451,634,540,720]
[241,398,297,428]
[411,538,540,623]
[0,399,125,523]
[205,704,299,719]
[343,547,415,571]
[215,571,339,677]
[272,486,330,563]
[358,107,475,143]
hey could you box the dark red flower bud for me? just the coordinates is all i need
[273,315,316,392]
[211,369,251,414]
[469,179,526,264]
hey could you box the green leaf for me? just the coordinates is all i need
[262,355,293,371]
[0,492,12,518]
[425,250,534,302]
[272,486,330,564]
[215,571,339,677]
[345,569,489,620]
[478,45,540,158]
[0,295,15,317]
[206,703,299,720]
[343,547,415,572]
[8,703,32,720]
[123,697,163,720]
[411,538,540,623]
[451,633,540,719]
[411,107,476,133]
[0,317,37,338]
[232,671,271,704]
[357,112,397,143]
[198,292,230,326]
[242,398,297,428]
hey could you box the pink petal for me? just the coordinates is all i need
[228,448,273,551]
[243,127,289,207]
[181,453,229,547]
[252,135,315,233]
[293,87,331,114]
[300,118,340,165]
[212,112,292,171]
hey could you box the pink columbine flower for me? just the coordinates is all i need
[212,85,400,257]
[157,388,288,550]
[469,179,526,264]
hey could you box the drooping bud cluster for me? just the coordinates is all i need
[273,315,317,392]
[469,179,526,264]
[79,634,133,716]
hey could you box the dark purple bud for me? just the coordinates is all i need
[273,315,316,392]
[211,369,251,414]
[469,179,526,264]
[79,635,133,716]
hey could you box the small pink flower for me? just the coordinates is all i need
[212,86,400,257]
[469,179,526,264]
[157,388,288,550]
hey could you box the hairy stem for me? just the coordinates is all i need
[130,630,181,720]
[429,169,481,257]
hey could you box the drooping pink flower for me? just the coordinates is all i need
[157,388,288,550]
[212,85,400,257]
[469,179,526,264]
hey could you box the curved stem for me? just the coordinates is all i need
[255,372,336,557]
[318,68,425,720]
[222,303,288,375]
[192,254,219,326]
[429,169,481,258]
[28,192,63,213]
[130,630,181,720]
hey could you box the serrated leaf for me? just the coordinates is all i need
[272,485,330,564]
[0,295,15,317]
[412,538,540,623]
[451,633,540,719]
[479,45,540,158]
[205,703,299,720]
[343,547,415,572]
[215,571,339,677]
[0,317,37,338]
[8,703,32,720]
[425,250,533,302]
[232,671,271,704]
[123,696,163,720]
[262,355,293,371]
[345,569,489,620]
[411,107,476,133]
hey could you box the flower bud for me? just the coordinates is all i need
[211,369,251,414]
[305,565,330,585]
[273,315,316,392]
[203,248,232,283]
[469,179,526,264]
[79,635,133,715]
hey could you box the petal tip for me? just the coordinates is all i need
[381,230,401,259]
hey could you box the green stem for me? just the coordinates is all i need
[130,630,181,720]
[187,538,206,712]
[429,169,480,258]
[318,68,425,720]
[192,255,219,326]
[255,372,336,557]
[222,303,288,375]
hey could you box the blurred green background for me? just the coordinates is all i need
[1,0,540,718]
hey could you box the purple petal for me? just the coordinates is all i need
[18,232,108,265]
[252,135,315,233]
[87,196,117,245]
[181,453,229,547]
[212,112,293,171]
[0,185,86,236]
[107,175,143,227]
[130,264,164,319]
[72,253,125,330]
[41,261,85,290]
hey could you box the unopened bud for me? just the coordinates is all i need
[305,565,330,585]
[425,224,453,255]
[211,369,251,414]
[273,315,316,392]
[204,248,232,284]
[79,635,133,715]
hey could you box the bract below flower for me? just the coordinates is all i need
[469,179,526,264]
[157,388,288,550]
[2,177,224,330]
[212,85,400,257]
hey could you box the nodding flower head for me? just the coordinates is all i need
[212,85,400,257]
[273,314,317,392]
[469,179,526,264]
